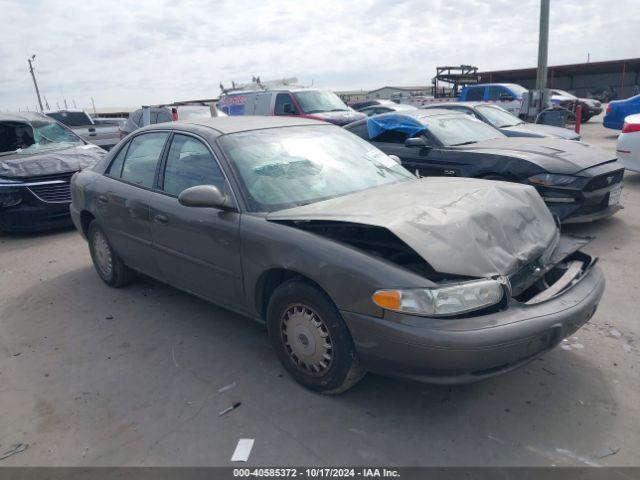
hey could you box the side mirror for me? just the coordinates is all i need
[178,185,236,211]
[283,103,296,114]
[388,154,402,165]
[404,137,428,148]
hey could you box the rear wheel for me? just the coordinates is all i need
[267,279,365,394]
[88,220,135,287]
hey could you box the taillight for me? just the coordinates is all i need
[622,122,640,134]
[606,104,612,114]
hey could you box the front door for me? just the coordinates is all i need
[149,133,243,308]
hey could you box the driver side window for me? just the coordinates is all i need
[274,93,298,115]
[161,134,226,197]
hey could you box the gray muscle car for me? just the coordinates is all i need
[70,116,604,393]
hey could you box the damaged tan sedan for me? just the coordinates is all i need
[70,117,605,393]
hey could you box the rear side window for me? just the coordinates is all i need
[119,132,169,188]
[465,87,484,101]
[107,144,129,177]
[161,134,225,196]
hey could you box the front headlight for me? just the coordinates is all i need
[527,173,577,186]
[372,279,505,317]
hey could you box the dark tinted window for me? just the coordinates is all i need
[373,129,411,144]
[488,86,505,101]
[162,134,225,196]
[120,132,169,188]
[274,93,298,115]
[46,111,92,127]
[465,87,484,101]
[344,122,370,139]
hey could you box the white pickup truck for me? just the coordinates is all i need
[45,110,121,150]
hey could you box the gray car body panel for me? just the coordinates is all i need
[70,117,605,383]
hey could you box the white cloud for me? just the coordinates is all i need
[0,0,637,110]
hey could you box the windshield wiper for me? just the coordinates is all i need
[328,108,348,112]
[0,150,18,157]
[452,140,478,146]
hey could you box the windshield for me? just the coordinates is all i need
[219,125,414,211]
[0,120,84,155]
[420,114,504,146]
[552,89,577,99]
[46,111,92,126]
[476,105,522,128]
[293,91,349,114]
[504,84,528,99]
[177,106,213,119]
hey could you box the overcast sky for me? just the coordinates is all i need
[0,0,636,111]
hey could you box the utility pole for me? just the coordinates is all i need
[27,55,44,112]
[535,0,550,90]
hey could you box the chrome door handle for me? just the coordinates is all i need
[98,195,109,204]
[153,214,169,224]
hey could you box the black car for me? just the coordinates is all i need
[421,102,581,140]
[344,110,624,223]
[0,112,105,233]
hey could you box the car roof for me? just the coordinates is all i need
[0,112,51,123]
[422,102,491,108]
[138,115,329,135]
[379,108,465,119]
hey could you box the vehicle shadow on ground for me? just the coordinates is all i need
[2,264,619,466]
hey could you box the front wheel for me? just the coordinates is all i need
[267,279,366,394]
[87,220,135,287]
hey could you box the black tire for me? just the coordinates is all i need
[267,279,366,394]
[581,111,593,123]
[87,220,135,287]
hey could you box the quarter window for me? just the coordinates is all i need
[107,144,128,177]
[120,132,169,188]
[161,134,225,196]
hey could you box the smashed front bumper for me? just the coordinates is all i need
[341,251,604,384]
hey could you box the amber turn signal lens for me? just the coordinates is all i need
[372,290,401,310]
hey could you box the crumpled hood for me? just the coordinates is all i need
[504,123,580,140]
[268,177,558,278]
[455,137,615,174]
[0,145,105,179]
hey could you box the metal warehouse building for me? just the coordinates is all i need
[479,58,640,101]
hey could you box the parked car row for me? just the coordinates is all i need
[0,100,629,393]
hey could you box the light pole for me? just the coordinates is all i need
[27,54,44,112]
[535,0,550,91]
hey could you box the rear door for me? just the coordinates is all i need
[97,131,170,277]
[149,133,243,307]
